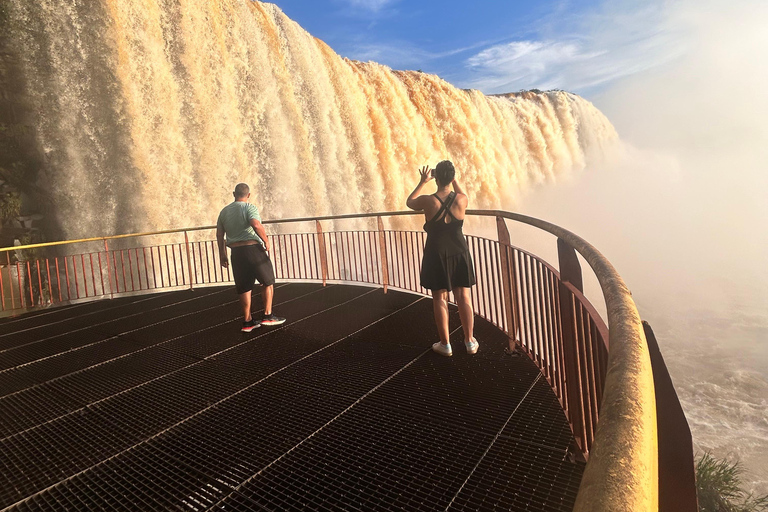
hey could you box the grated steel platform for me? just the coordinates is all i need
[0,283,584,511]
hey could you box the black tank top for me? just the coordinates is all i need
[423,192,470,256]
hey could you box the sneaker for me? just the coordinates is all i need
[432,342,452,357]
[241,319,260,333]
[260,313,286,326]
[465,338,479,354]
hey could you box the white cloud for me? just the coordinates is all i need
[464,40,604,92]
[459,1,689,95]
[346,42,426,67]
[341,39,494,70]
[339,0,396,12]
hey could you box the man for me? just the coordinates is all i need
[217,183,285,332]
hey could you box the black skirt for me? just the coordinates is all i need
[420,248,476,291]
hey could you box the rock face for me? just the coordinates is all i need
[0,5,51,250]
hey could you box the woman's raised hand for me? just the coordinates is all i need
[418,165,433,184]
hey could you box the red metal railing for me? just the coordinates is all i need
[0,210,695,510]
[0,213,606,455]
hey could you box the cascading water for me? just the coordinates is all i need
[3,0,617,240]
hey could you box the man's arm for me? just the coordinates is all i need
[216,223,228,268]
[246,204,270,252]
[250,219,270,252]
[406,165,433,210]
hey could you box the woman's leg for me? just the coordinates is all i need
[453,287,474,342]
[432,289,450,344]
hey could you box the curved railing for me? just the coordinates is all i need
[0,210,691,511]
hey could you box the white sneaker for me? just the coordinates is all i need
[465,338,479,354]
[432,342,452,357]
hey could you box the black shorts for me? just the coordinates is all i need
[230,244,276,294]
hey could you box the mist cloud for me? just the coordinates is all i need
[516,0,768,490]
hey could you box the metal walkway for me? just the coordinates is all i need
[0,283,584,511]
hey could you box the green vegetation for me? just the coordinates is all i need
[0,189,21,222]
[697,453,768,512]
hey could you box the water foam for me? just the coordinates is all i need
[5,0,617,238]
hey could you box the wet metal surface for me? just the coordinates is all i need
[0,284,583,511]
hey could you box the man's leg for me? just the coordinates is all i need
[239,290,252,322]
[254,246,284,326]
[262,284,273,315]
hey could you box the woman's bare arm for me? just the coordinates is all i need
[406,165,434,210]
[451,178,466,196]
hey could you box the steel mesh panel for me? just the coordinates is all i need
[273,299,435,398]
[86,359,257,440]
[12,446,233,512]
[208,291,420,378]
[0,336,169,397]
[228,401,495,512]
[363,352,541,436]
[466,316,519,359]
[49,344,202,405]
[0,290,224,370]
[150,380,356,489]
[162,285,371,361]
[0,291,203,349]
[4,285,319,396]
[0,383,80,438]
[447,437,585,512]
[1,329,116,370]
[0,409,137,508]
[0,304,82,329]
[0,285,583,511]
[0,367,38,397]
[499,377,575,453]
[0,294,149,331]
[87,288,235,337]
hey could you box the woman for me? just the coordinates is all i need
[406,160,478,356]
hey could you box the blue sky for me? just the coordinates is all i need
[273,0,686,98]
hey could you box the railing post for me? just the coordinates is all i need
[558,238,583,292]
[184,231,194,290]
[558,238,587,455]
[7,253,15,309]
[104,238,113,299]
[377,216,389,293]
[17,262,24,308]
[644,321,698,512]
[496,217,518,351]
[316,220,328,286]
[0,259,5,311]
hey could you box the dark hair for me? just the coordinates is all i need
[234,183,250,199]
[434,160,455,186]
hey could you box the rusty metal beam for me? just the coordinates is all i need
[644,321,698,512]
[315,220,328,287]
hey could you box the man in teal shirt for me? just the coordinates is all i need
[217,183,285,332]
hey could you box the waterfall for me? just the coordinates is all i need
[3,0,617,239]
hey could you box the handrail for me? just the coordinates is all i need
[0,211,423,253]
[0,209,658,511]
[474,210,658,511]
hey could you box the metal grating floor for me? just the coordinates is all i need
[0,283,584,511]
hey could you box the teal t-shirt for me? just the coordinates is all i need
[216,201,263,246]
